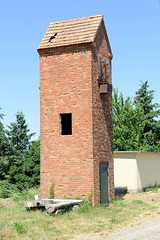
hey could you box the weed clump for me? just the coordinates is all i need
[14,222,27,234]
[145,185,158,193]
[78,201,91,213]
[0,181,19,198]
[49,181,55,199]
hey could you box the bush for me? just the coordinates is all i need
[0,180,19,198]
[49,181,55,199]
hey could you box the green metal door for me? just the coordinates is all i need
[100,163,109,205]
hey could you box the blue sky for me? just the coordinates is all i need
[0,0,160,140]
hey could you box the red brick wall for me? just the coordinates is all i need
[92,22,115,204]
[39,24,114,205]
[39,47,95,200]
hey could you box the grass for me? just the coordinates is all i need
[145,184,159,193]
[13,222,27,235]
[0,189,159,240]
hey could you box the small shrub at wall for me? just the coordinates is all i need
[88,189,93,205]
[145,185,158,193]
[49,181,55,199]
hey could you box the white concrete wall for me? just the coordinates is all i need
[114,152,138,193]
[136,152,160,190]
[114,152,160,193]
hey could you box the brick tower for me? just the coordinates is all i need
[37,15,114,205]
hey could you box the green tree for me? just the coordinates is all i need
[134,81,160,118]
[0,108,6,156]
[0,109,13,180]
[0,108,4,131]
[23,139,40,187]
[113,89,145,151]
[6,111,35,153]
[8,139,40,189]
[6,112,36,189]
[134,81,160,150]
[0,110,40,191]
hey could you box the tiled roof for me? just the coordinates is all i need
[37,15,103,50]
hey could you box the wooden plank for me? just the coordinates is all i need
[24,199,83,214]
[24,200,42,208]
[45,200,83,214]
[24,199,53,208]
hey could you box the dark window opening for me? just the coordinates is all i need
[49,33,58,42]
[60,113,72,135]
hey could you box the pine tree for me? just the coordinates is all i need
[23,139,40,187]
[0,108,13,180]
[134,81,160,150]
[0,108,6,155]
[6,112,35,189]
[0,110,40,189]
[6,111,35,153]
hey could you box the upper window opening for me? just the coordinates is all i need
[60,113,72,135]
[49,33,58,42]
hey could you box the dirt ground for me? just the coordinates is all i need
[72,189,160,240]
[106,190,160,240]
[122,189,160,219]
[123,189,160,208]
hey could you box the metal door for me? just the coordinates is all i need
[100,163,109,205]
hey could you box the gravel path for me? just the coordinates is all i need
[106,219,160,240]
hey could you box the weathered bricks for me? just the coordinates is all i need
[38,16,114,205]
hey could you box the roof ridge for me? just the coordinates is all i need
[49,15,103,25]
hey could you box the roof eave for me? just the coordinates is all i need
[37,41,96,54]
